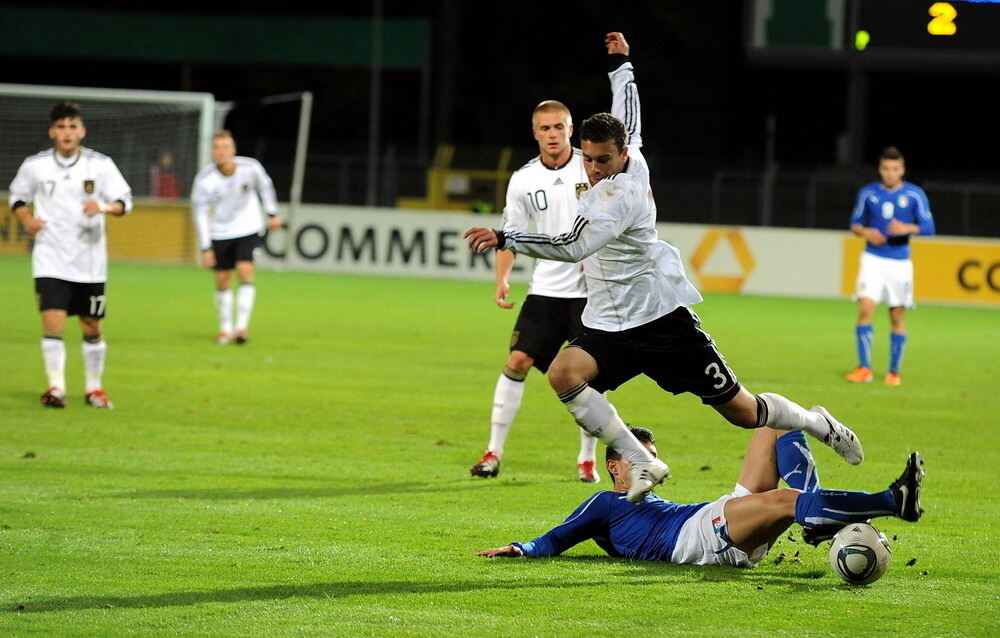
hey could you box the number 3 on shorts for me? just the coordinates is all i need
[705,362,727,389]
[89,295,106,316]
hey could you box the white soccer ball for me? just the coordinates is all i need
[828,522,892,585]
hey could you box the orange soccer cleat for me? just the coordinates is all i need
[845,366,874,383]
[884,372,902,386]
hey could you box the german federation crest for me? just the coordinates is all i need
[83,179,95,194]
[575,183,589,199]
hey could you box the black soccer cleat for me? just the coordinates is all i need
[890,452,925,522]
[40,387,66,408]
[801,524,843,546]
[470,451,500,478]
[234,330,248,345]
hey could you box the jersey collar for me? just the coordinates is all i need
[52,148,82,169]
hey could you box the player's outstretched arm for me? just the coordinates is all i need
[475,544,525,558]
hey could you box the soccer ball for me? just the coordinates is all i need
[828,522,892,585]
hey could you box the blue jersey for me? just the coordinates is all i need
[850,181,935,260]
[513,491,706,561]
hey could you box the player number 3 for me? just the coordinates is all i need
[705,362,728,389]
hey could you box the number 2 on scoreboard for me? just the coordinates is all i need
[928,2,957,36]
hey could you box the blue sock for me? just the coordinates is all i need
[889,332,907,374]
[795,489,896,528]
[776,431,820,492]
[855,325,873,368]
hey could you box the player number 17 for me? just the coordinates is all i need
[89,295,106,316]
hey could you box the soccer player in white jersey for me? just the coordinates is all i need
[9,101,133,409]
[845,147,935,386]
[466,33,864,503]
[469,100,600,482]
[191,130,281,345]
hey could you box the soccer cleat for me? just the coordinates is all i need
[85,389,114,409]
[470,451,500,478]
[845,366,874,383]
[811,406,863,465]
[801,524,844,546]
[234,330,248,345]
[625,458,670,503]
[577,460,601,483]
[890,452,925,522]
[215,333,232,345]
[884,372,901,386]
[40,387,66,408]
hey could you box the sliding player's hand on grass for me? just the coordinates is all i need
[475,544,524,558]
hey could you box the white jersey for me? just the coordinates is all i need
[502,60,703,332]
[501,151,589,298]
[191,156,278,249]
[8,147,133,283]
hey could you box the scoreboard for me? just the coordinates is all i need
[856,0,1000,54]
[748,0,1000,68]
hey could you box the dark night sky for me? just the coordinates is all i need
[3,1,999,181]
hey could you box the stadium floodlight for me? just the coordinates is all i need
[0,83,219,200]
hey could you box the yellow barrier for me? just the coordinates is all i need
[1,199,195,264]
[842,237,1000,305]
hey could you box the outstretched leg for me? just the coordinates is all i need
[714,387,863,465]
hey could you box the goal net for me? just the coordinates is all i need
[0,83,220,262]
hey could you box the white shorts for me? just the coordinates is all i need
[855,252,914,308]
[670,494,769,568]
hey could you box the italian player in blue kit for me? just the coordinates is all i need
[477,427,924,566]
[846,147,935,386]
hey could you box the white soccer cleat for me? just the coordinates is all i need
[215,332,232,345]
[811,406,863,465]
[625,458,670,503]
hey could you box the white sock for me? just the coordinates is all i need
[215,289,234,335]
[41,337,66,393]
[560,384,653,464]
[486,372,526,457]
[82,339,107,393]
[758,392,828,440]
[235,284,256,332]
[578,429,598,464]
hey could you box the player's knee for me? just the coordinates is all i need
[547,358,582,394]
[506,351,534,375]
[761,489,799,518]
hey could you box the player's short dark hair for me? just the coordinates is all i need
[879,146,904,163]
[50,101,82,123]
[580,112,627,151]
[605,426,655,465]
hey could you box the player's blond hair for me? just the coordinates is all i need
[212,130,235,142]
[532,100,572,127]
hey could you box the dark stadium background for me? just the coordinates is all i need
[2,1,998,235]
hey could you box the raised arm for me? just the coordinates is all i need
[606,32,641,149]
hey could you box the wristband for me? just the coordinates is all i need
[98,202,111,213]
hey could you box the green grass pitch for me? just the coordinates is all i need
[1,255,997,636]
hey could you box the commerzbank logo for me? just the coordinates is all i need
[689,229,756,292]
